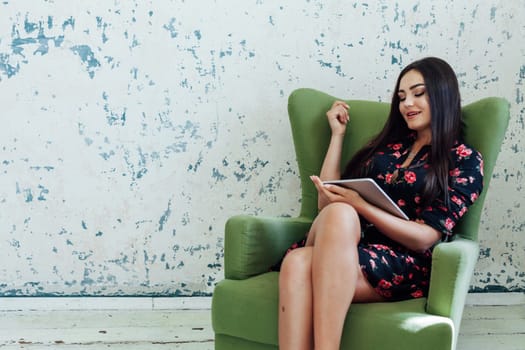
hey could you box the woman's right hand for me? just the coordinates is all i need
[326,100,350,136]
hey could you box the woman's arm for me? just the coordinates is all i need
[354,197,441,252]
[319,100,350,181]
[311,176,441,252]
[319,134,345,181]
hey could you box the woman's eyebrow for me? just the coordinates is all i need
[398,83,425,93]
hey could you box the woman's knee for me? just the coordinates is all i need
[314,203,361,243]
[279,248,312,285]
[322,202,359,222]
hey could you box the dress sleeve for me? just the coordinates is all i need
[417,144,484,240]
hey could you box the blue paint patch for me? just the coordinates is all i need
[184,244,211,256]
[458,22,465,37]
[80,268,95,286]
[187,153,203,172]
[106,109,127,126]
[194,30,202,40]
[391,55,402,65]
[212,168,227,182]
[12,20,65,57]
[24,17,38,33]
[317,60,344,76]
[16,183,33,202]
[62,17,75,31]
[37,185,49,201]
[29,166,55,171]
[164,18,179,38]
[490,7,497,21]
[70,45,101,78]
[413,22,430,35]
[158,200,172,231]
[99,150,115,160]
[73,250,93,261]
[96,17,109,44]
[0,53,20,78]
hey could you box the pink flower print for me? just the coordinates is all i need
[479,158,484,176]
[378,289,392,298]
[393,274,404,285]
[385,173,394,184]
[449,167,461,177]
[391,143,403,151]
[404,171,417,184]
[471,192,479,202]
[456,177,468,185]
[378,279,392,289]
[451,195,463,206]
[444,218,455,231]
[456,144,473,158]
[411,290,424,298]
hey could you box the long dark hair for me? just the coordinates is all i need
[343,57,462,207]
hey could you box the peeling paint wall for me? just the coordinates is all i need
[0,1,523,296]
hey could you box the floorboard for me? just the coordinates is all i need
[0,295,522,349]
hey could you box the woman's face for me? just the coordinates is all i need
[397,69,432,140]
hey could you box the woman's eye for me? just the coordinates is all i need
[398,95,406,101]
[415,91,425,97]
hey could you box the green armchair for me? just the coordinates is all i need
[212,88,510,350]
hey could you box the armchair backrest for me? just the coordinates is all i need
[288,88,509,241]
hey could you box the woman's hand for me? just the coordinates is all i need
[311,175,366,211]
[326,100,350,136]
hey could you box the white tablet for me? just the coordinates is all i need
[322,178,409,220]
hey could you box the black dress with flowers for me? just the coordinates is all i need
[274,135,484,301]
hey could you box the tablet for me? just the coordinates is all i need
[322,178,409,220]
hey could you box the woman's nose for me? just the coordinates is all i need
[403,96,414,106]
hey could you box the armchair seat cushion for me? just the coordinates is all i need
[212,272,454,350]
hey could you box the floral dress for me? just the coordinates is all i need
[274,134,484,301]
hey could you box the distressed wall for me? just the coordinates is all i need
[0,1,523,296]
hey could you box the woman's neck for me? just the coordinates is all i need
[415,130,432,146]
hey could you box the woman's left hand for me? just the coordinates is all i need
[310,175,366,211]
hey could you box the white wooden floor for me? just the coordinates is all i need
[0,294,523,350]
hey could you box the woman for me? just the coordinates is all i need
[277,57,484,350]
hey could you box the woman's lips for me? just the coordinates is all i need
[406,111,421,119]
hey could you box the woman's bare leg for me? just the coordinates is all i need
[309,202,383,350]
[278,247,314,350]
[279,202,383,350]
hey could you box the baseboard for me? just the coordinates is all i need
[0,296,212,311]
[0,292,522,311]
[465,292,525,306]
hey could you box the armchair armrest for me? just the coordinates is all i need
[224,215,313,280]
[426,237,478,329]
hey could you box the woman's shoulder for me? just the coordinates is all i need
[451,140,482,156]
[450,140,483,167]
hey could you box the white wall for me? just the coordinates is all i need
[0,0,523,296]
